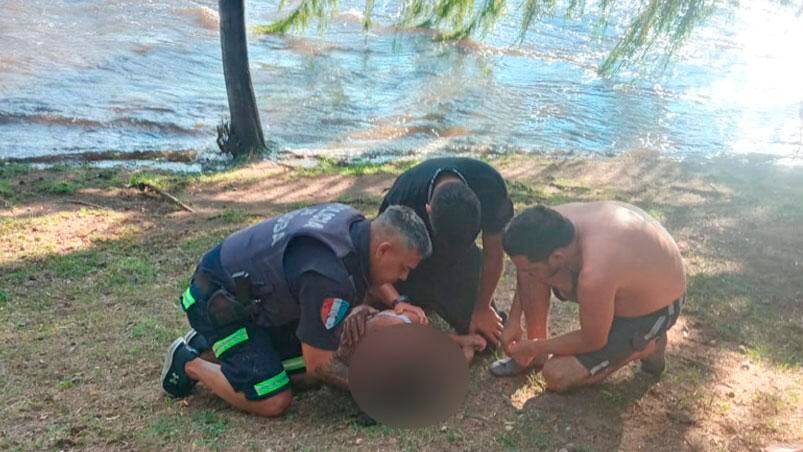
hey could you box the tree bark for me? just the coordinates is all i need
[218,0,267,158]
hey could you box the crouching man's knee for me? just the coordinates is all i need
[542,357,588,393]
[252,390,292,417]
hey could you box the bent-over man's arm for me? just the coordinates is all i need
[508,272,616,364]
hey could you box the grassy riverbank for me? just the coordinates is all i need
[1,152,801,450]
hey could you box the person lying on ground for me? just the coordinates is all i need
[160,203,431,417]
[339,307,475,427]
[492,202,686,392]
[338,306,488,365]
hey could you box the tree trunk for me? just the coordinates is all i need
[217,0,267,158]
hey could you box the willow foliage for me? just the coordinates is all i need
[256,0,802,75]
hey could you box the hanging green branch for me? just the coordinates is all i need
[254,0,340,33]
[254,0,802,76]
[599,0,716,74]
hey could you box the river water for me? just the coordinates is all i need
[1,0,801,166]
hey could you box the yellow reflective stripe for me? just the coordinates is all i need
[281,356,305,372]
[180,287,196,310]
[212,328,248,358]
[254,371,290,397]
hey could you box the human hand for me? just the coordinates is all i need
[455,334,486,363]
[456,333,487,352]
[469,304,503,347]
[507,340,537,368]
[501,318,524,354]
[394,301,429,325]
[341,305,379,346]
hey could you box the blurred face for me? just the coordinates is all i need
[370,239,423,286]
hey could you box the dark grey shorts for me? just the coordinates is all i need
[576,296,685,375]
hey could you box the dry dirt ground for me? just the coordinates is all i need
[0,152,801,451]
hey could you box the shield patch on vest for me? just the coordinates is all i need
[321,298,350,330]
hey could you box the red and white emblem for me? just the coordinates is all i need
[320,298,350,330]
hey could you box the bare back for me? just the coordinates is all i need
[556,201,686,317]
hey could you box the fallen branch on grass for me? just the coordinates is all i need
[129,182,195,213]
[64,199,107,210]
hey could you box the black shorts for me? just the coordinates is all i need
[576,296,685,375]
[395,244,483,334]
[180,250,306,400]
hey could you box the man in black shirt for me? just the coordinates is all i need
[160,204,431,417]
[378,157,514,349]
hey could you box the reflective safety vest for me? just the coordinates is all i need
[219,203,364,327]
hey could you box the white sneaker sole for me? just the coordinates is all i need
[183,329,198,347]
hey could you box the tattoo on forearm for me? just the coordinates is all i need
[315,356,349,390]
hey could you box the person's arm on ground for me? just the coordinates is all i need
[294,270,361,390]
[521,273,551,341]
[504,271,550,365]
[508,274,615,365]
[501,280,524,353]
[301,343,349,390]
[469,232,505,346]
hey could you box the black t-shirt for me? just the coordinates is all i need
[379,157,513,237]
[283,219,371,351]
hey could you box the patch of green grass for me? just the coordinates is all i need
[599,388,627,407]
[105,256,158,286]
[147,414,184,442]
[50,251,99,278]
[192,410,228,449]
[0,162,31,178]
[335,195,382,213]
[34,179,79,194]
[216,208,252,225]
[0,180,14,199]
[130,318,174,344]
[56,378,76,391]
[524,430,550,450]
[446,429,462,444]
[197,169,245,185]
[129,171,192,193]
[293,157,419,178]
[0,290,7,305]
[686,271,803,367]
[507,180,547,205]
[497,430,519,451]
[180,232,229,257]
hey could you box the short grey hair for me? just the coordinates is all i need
[375,205,432,258]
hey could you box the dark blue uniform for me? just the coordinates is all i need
[379,158,513,333]
[179,205,371,400]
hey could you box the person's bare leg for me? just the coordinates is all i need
[640,334,668,375]
[542,339,659,392]
[184,358,291,417]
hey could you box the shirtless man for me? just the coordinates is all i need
[493,202,686,392]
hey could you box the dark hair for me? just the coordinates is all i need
[376,205,432,258]
[502,205,575,262]
[430,181,481,250]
